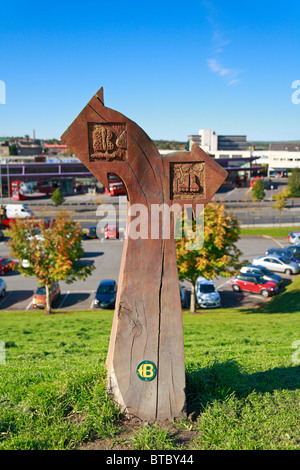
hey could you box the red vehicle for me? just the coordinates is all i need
[32,282,61,309]
[104,225,119,239]
[11,180,49,200]
[250,176,263,188]
[231,273,278,297]
[105,173,126,196]
[0,258,18,275]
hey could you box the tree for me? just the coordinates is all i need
[176,202,243,313]
[272,187,290,225]
[251,178,265,201]
[51,188,65,206]
[9,144,18,156]
[8,211,94,313]
[288,169,300,196]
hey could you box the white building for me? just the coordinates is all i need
[187,129,252,160]
[268,143,300,175]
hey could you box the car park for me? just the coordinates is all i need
[195,277,221,308]
[231,273,278,297]
[252,256,300,275]
[288,231,300,244]
[240,265,282,286]
[93,280,117,309]
[265,248,300,264]
[0,258,18,275]
[32,282,61,309]
[104,225,119,239]
[0,278,7,297]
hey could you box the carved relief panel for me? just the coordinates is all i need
[88,123,127,161]
[170,162,206,200]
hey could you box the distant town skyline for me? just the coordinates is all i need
[0,0,299,142]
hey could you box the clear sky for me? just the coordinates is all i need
[0,0,299,142]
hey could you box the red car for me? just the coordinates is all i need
[231,273,278,297]
[0,258,18,275]
[104,225,119,239]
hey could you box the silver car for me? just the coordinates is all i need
[195,277,221,308]
[252,256,300,275]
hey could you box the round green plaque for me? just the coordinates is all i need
[136,360,157,381]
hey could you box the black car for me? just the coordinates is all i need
[86,226,97,239]
[265,248,300,264]
[93,280,117,309]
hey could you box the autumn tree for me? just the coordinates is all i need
[251,178,265,202]
[176,202,243,313]
[8,211,94,313]
[272,187,290,226]
[288,169,300,196]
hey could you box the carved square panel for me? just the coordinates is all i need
[88,122,127,162]
[170,162,206,200]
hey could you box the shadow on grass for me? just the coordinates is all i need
[243,286,300,314]
[186,360,300,418]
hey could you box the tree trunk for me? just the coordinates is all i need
[190,283,196,313]
[45,284,52,314]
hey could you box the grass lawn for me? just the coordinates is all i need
[0,278,300,450]
[240,226,300,238]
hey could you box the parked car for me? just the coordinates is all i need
[283,245,300,257]
[0,258,18,275]
[104,225,119,239]
[0,230,4,241]
[252,256,300,275]
[0,278,7,297]
[195,277,221,308]
[288,231,300,244]
[240,265,282,286]
[32,282,61,309]
[94,280,117,309]
[265,248,300,264]
[86,226,97,239]
[179,285,189,308]
[231,273,278,297]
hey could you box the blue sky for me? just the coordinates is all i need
[0,0,299,142]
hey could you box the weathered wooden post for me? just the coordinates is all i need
[61,87,227,420]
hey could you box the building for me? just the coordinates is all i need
[16,135,43,156]
[187,129,265,186]
[268,143,300,176]
[0,141,9,157]
[44,144,69,156]
[187,129,251,159]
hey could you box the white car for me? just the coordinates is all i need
[0,278,7,297]
[288,231,300,244]
[195,277,221,308]
[252,256,300,275]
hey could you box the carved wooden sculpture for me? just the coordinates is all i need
[61,88,227,420]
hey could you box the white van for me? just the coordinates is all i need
[5,204,34,219]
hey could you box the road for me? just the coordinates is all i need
[0,230,293,311]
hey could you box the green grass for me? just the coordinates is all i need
[240,226,300,238]
[0,278,300,450]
